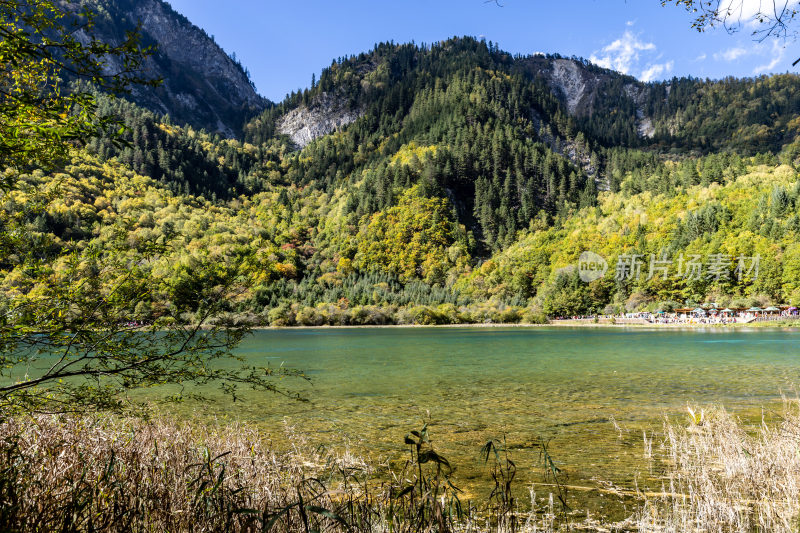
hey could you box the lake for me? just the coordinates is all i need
[170,326,800,515]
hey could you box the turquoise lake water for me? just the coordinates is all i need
[171,326,800,513]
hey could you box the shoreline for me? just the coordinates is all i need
[250,320,800,331]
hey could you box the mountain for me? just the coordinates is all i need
[79,0,268,136]
[8,34,800,327]
[239,39,800,244]
[250,40,800,155]
[84,34,800,255]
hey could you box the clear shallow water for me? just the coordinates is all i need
[167,326,800,513]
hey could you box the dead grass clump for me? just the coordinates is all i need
[0,414,359,532]
[0,414,579,532]
[19,402,799,533]
[637,402,800,532]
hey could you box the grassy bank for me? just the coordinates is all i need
[3,401,800,532]
[0,413,566,532]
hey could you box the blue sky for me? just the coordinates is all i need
[167,0,797,102]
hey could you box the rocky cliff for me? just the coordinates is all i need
[520,55,656,139]
[83,0,268,135]
[277,92,362,148]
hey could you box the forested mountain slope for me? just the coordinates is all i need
[6,34,800,325]
[241,38,800,249]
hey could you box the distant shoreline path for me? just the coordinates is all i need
[250,319,800,330]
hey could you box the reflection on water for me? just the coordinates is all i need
[154,326,800,515]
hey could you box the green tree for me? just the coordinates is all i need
[0,0,157,173]
[781,243,800,304]
[0,0,301,413]
[0,237,306,413]
[540,269,593,317]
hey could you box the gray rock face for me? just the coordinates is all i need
[624,84,655,139]
[278,93,362,148]
[523,56,656,139]
[636,111,656,139]
[522,57,605,117]
[549,59,589,115]
[82,0,267,135]
[132,0,262,108]
[531,109,605,190]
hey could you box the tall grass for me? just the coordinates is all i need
[0,414,575,532]
[5,403,798,532]
[638,401,800,532]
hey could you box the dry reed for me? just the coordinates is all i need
[0,413,579,532]
[6,401,797,533]
[637,401,800,532]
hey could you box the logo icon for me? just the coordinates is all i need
[578,251,608,282]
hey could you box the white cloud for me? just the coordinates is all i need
[591,30,674,82]
[641,61,675,82]
[694,53,708,61]
[709,37,787,73]
[589,31,656,75]
[714,46,749,61]
[753,40,787,73]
